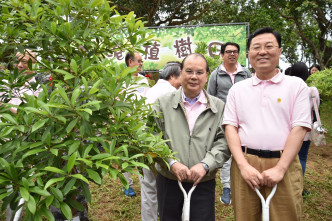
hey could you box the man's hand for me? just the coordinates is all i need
[239,164,264,190]
[171,162,191,182]
[189,163,206,186]
[261,166,285,187]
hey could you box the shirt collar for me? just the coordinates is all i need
[221,62,243,75]
[252,69,283,86]
[181,89,207,106]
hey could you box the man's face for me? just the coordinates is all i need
[248,33,281,74]
[180,55,208,99]
[16,54,35,75]
[128,53,143,73]
[222,45,239,65]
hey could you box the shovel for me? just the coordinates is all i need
[178,181,196,221]
[255,184,277,221]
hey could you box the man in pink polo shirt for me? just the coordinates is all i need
[222,27,311,220]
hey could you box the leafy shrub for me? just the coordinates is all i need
[307,68,332,101]
[0,0,173,220]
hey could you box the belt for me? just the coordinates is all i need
[241,146,281,158]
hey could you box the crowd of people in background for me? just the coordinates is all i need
[0,26,326,221]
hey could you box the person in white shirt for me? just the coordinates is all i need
[141,61,181,221]
[122,52,150,197]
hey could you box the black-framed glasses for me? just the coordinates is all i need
[225,50,239,55]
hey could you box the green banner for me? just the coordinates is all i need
[109,23,248,70]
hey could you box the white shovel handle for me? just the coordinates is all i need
[255,184,277,221]
[178,181,196,221]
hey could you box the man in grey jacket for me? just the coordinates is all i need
[207,42,252,205]
[153,53,230,221]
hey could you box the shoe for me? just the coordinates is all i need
[302,189,310,197]
[220,187,231,205]
[123,187,136,197]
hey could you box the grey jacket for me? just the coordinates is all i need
[153,89,230,182]
[207,64,252,102]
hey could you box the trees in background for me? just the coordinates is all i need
[197,0,331,68]
[110,0,331,68]
[110,0,216,26]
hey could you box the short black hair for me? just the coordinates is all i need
[125,52,135,67]
[221,42,240,55]
[180,53,210,73]
[309,64,321,73]
[247,27,282,49]
[290,62,309,81]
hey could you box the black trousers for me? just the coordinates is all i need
[156,174,215,221]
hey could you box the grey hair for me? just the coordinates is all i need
[159,61,181,80]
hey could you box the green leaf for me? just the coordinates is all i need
[64,73,75,80]
[68,140,80,156]
[24,107,47,115]
[67,152,77,173]
[81,181,91,202]
[50,187,63,201]
[51,21,56,33]
[42,128,51,146]
[45,195,54,208]
[67,198,84,212]
[89,79,101,95]
[122,162,129,169]
[86,169,101,185]
[71,87,81,106]
[30,187,50,196]
[70,174,89,184]
[60,202,72,220]
[19,187,30,201]
[43,167,66,175]
[27,195,36,214]
[70,59,77,74]
[130,161,150,170]
[31,119,47,133]
[44,177,65,190]
[66,118,78,133]
[91,0,103,8]
[23,149,46,159]
[63,178,76,195]
[1,114,17,124]
[55,84,71,105]
[78,108,92,115]
[40,206,55,221]
[0,192,11,201]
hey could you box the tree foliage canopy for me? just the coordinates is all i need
[112,0,331,68]
[199,0,331,68]
[110,0,216,26]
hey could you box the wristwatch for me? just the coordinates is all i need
[201,162,209,173]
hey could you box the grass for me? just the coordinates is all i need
[1,102,331,221]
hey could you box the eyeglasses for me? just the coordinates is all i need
[250,44,279,52]
[225,50,239,55]
[184,69,205,76]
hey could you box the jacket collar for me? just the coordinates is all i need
[218,62,245,76]
[172,88,218,113]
